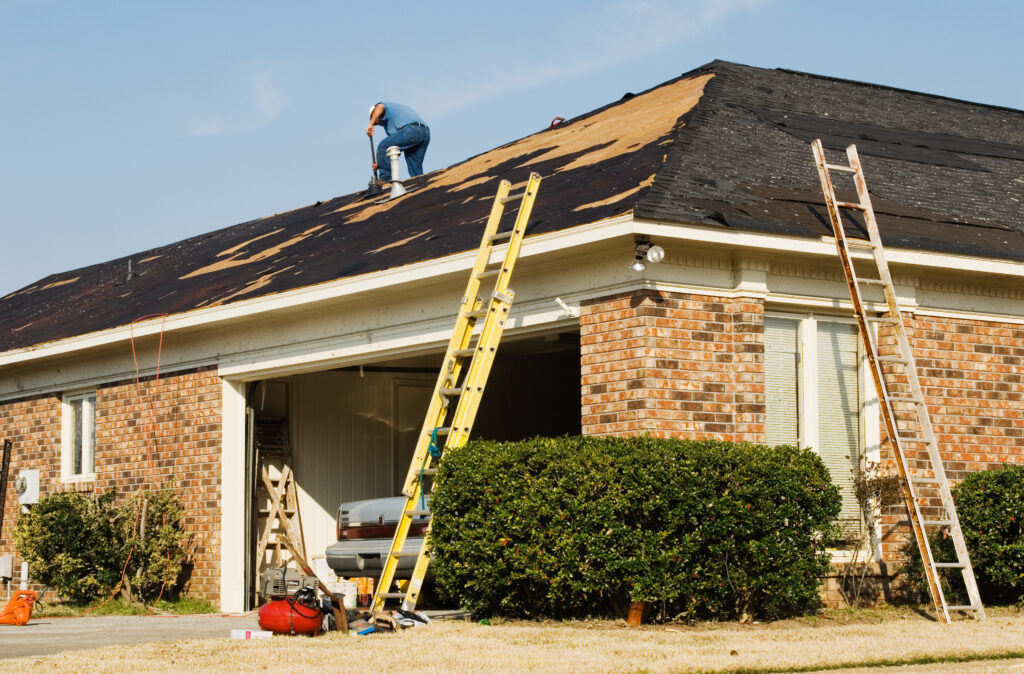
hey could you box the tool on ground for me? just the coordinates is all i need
[372,173,543,612]
[811,140,985,623]
[257,575,323,636]
[365,137,384,198]
[0,589,41,626]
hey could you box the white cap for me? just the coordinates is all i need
[368,104,377,117]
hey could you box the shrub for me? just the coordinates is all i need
[429,436,841,621]
[13,491,125,602]
[898,464,1024,606]
[14,486,191,604]
[117,487,191,602]
[955,464,1024,604]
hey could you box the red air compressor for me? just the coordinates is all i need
[257,568,323,636]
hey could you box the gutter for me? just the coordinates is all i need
[3,213,1022,369]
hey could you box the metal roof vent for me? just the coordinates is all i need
[385,146,407,200]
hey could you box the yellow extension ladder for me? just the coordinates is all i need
[811,140,985,623]
[371,173,543,612]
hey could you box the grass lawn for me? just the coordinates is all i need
[4,606,1023,673]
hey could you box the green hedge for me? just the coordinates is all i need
[955,464,1024,604]
[429,436,841,620]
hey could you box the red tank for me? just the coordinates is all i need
[257,598,322,636]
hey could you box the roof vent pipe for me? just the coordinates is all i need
[386,146,407,200]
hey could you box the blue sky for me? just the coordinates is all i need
[1,0,1021,297]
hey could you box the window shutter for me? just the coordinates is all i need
[764,317,799,447]
[817,321,862,531]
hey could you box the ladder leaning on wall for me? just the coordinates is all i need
[810,140,985,623]
[371,173,542,613]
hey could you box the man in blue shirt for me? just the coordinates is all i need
[366,102,430,182]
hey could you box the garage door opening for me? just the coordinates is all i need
[244,329,580,606]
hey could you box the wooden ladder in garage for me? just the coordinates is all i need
[811,140,985,623]
[372,173,543,612]
[254,420,306,597]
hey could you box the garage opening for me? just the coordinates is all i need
[245,329,580,606]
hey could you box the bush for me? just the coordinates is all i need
[429,436,841,621]
[898,464,1024,606]
[117,487,191,602]
[14,486,191,604]
[955,464,1024,604]
[13,491,125,602]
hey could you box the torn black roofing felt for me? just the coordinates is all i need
[3,60,1023,354]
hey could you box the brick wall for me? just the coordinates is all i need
[581,289,765,441]
[581,291,1024,572]
[875,314,1024,561]
[0,366,222,602]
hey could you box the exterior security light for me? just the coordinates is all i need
[630,237,663,272]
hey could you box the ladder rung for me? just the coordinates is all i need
[452,347,478,357]
[866,316,899,324]
[887,396,921,404]
[910,476,938,483]
[946,605,982,612]
[475,268,504,280]
[825,163,857,173]
[429,427,451,435]
[378,592,406,599]
[878,356,908,364]
[896,436,929,444]
[500,192,525,204]
[439,387,464,396]
[835,200,866,210]
[420,468,438,476]
[405,510,431,517]
[923,519,952,527]
[858,278,888,286]
[464,309,489,319]
[846,239,875,249]
[391,552,421,558]
[488,230,514,243]
[933,562,966,569]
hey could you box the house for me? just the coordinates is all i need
[1,60,1022,611]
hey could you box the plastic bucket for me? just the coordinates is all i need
[331,581,358,609]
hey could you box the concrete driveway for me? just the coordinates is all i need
[0,613,260,659]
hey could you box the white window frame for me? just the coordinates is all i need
[764,310,881,559]
[61,390,97,482]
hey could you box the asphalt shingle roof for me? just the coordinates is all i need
[3,60,1022,353]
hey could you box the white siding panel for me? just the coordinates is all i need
[289,370,434,567]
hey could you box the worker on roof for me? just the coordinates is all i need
[367,102,430,181]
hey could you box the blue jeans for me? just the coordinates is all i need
[376,124,430,181]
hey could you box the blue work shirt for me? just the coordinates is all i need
[375,102,427,136]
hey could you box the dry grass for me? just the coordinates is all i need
[3,607,1024,673]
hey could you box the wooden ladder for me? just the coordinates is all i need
[254,420,306,598]
[811,140,985,622]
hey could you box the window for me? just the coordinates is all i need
[62,391,96,481]
[765,314,864,535]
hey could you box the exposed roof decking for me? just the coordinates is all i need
[3,60,1023,354]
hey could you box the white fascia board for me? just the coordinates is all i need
[633,219,1024,278]
[0,214,634,369]
[4,212,1021,368]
